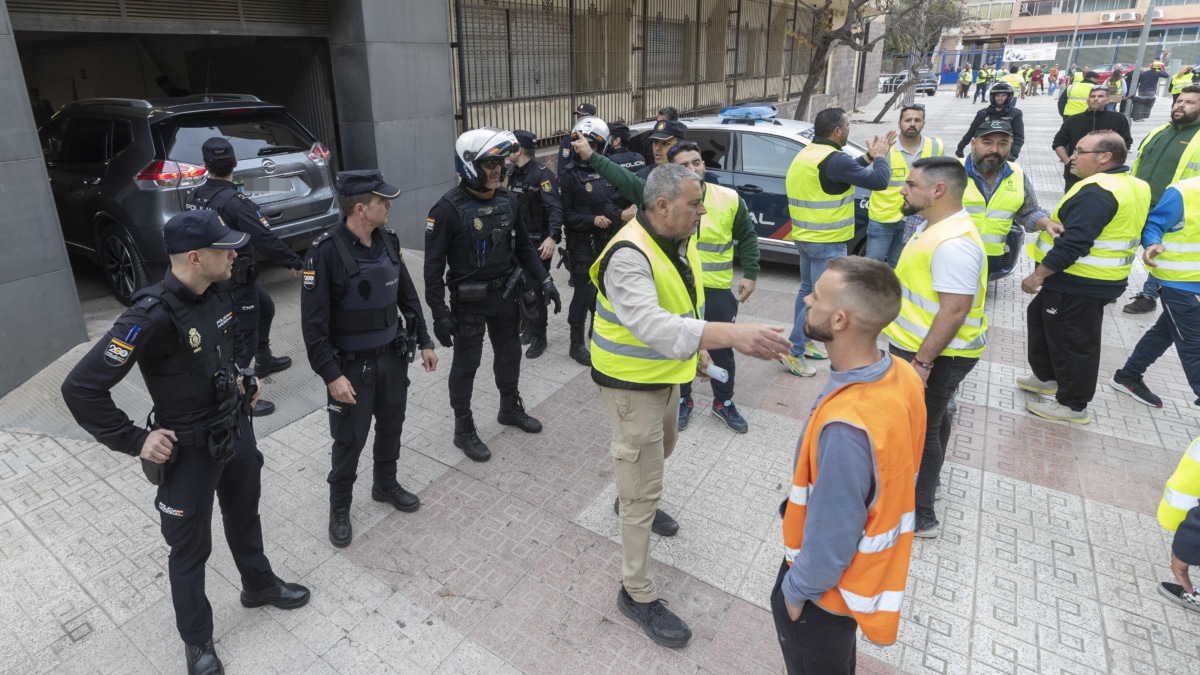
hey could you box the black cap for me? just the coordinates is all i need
[513,130,537,150]
[335,169,401,199]
[163,210,247,254]
[201,137,234,162]
[575,102,597,116]
[649,119,688,141]
[609,122,631,141]
[974,119,1013,138]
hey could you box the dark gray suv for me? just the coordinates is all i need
[39,95,340,303]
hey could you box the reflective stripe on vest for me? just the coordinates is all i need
[1159,436,1200,531]
[782,357,926,646]
[1133,125,1200,185]
[1173,74,1193,95]
[884,212,989,358]
[961,160,1025,257]
[868,137,945,223]
[1064,83,1093,116]
[589,220,704,385]
[696,182,741,289]
[786,143,856,243]
[1027,172,1151,281]
[1153,177,1200,282]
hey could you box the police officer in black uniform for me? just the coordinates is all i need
[185,137,304,417]
[61,211,310,675]
[508,129,563,359]
[602,122,645,232]
[637,119,688,179]
[557,102,597,178]
[425,128,562,463]
[300,170,437,548]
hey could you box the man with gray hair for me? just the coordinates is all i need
[591,163,791,648]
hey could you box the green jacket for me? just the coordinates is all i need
[1134,120,1200,205]
[587,152,761,280]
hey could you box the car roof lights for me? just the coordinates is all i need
[717,105,779,122]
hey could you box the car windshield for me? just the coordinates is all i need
[156,109,313,164]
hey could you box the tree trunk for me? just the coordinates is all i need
[870,69,921,123]
[791,40,833,121]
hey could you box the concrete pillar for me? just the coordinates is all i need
[329,0,459,251]
[0,0,87,396]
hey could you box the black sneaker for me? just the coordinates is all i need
[677,398,693,431]
[616,587,692,648]
[1158,581,1200,613]
[613,497,679,537]
[1110,370,1163,408]
[1123,294,1157,314]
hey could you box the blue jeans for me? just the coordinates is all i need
[789,240,847,356]
[1139,277,1161,299]
[1120,285,1200,402]
[864,219,906,268]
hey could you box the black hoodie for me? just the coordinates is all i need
[956,101,1025,160]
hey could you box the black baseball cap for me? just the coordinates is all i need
[975,119,1013,138]
[335,169,401,198]
[163,210,247,254]
[513,130,537,150]
[201,137,234,161]
[609,122,631,141]
[575,102,597,116]
[649,119,688,142]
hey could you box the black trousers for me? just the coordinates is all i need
[450,291,523,415]
[1027,288,1108,411]
[681,287,738,402]
[770,560,858,674]
[567,265,596,330]
[156,414,274,646]
[231,280,275,369]
[327,348,410,508]
[529,254,553,339]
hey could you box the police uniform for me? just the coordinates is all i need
[300,170,433,548]
[508,130,564,357]
[636,120,688,180]
[60,210,308,675]
[557,102,597,178]
[604,122,646,226]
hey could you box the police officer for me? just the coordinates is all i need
[638,119,688,179]
[185,137,303,417]
[300,170,438,548]
[560,117,623,366]
[508,129,564,359]
[607,122,647,172]
[61,210,310,675]
[558,102,598,177]
[425,128,562,462]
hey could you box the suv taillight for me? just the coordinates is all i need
[135,160,207,189]
[308,142,331,166]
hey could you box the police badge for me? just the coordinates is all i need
[188,327,202,352]
[474,218,484,231]
[585,183,593,193]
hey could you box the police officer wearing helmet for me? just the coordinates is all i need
[558,102,598,177]
[425,128,563,462]
[508,129,564,359]
[185,137,303,417]
[61,210,310,675]
[638,119,688,179]
[560,116,622,366]
[300,170,438,548]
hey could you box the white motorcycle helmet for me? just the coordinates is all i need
[571,116,610,156]
[454,127,517,190]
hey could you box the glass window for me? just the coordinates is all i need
[158,110,314,165]
[738,132,801,177]
[39,118,67,162]
[686,130,733,170]
[61,118,111,164]
[111,120,134,157]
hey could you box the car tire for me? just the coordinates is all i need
[98,223,149,306]
[927,88,936,96]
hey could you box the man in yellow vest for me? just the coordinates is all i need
[1020,131,1151,424]
[773,256,926,671]
[1156,435,1200,612]
[590,163,790,648]
[571,135,762,433]
[868,103,944,267]
[783,107,893,374]
[1173,66,1196,104]
[1110,176,1200,408]
[1074,65,1090,83]
[1058,70,1101,117]
[884,157,988,538]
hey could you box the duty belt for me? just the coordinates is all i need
[158,409,239,447]
[338,344,392,361]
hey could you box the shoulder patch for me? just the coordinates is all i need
[561,147,570,158]
[302,269,316,290]
[426,217,436,233]
[541,180,552,193]
[103,337,134,367]
[236,193,250,201]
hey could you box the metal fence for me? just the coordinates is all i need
[451,0,817,145]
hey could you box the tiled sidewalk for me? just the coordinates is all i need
[2,88,1199,674]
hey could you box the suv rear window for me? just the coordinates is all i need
[155,110,314,164]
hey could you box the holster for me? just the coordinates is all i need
[232,256,258,285]
[454,281,490,302]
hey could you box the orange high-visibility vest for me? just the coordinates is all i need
[782,356,927,645]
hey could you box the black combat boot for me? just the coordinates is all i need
[497,394,542,433]
[525,336,547,359]
[185,640,224,675]
[454,413,491,462]
[254,345,292,376]
[569,324,591,367]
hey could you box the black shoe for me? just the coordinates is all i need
[1123,294,1157,314]
[498,394,542,433]
[568,343,591,367]
[185,640,224,675]
[454,413,491,462]
[678,398,693,431]
[616,587,692,648]
[372,483,420,512]
[254,349,292,377]
[520,330,534,346]
[613,497,680,537]
[240,577,311,609]
[328,507,352,548]
[1110,370,1164,408]
[525,337,547,359]
[251,399,276,417]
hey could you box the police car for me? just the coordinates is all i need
[629,105,871,263]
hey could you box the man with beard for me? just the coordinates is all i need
[772,256,925,673]
[1123,85,1200,314]
[956,81,1025,160]
[883,157,988,539]
[1020,131,1150,424]
[867,103,945,268]
[1052,86,1132,192]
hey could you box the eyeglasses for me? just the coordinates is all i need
[478,157,505,170]
[1071,149,1105,155]
[900,103,926,111]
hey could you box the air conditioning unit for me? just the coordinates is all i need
[1119,11,1139,20]
[1151,9,1164,18]
[1099,12,1116,22]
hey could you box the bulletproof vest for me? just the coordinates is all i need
[185,182,253,259]
[131,283,239,425]
[446,186,515,282]
[509,163,548,237]
[607,148,646,173]
[326,228,402,352]
[564,165,617,260]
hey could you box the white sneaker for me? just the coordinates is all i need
[1016,374,1058,395]
[1026,399,1089,424]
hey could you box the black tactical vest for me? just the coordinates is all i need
[324,229,402,352]
[563,164,617,261]
[508,164,547,238]
[131,283,239,424]
[446,186,515,282]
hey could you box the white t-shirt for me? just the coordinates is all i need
[912,210,985,298]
